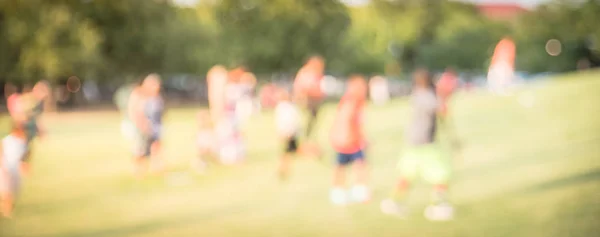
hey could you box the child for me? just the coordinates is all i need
[129,74,164,176]
[293,56,325,155]
[436,68,459,119]
[0,126,28,218]
[12,81,49,177]
[329,75,369,206]
[380,68,454,221]
[274,88,302,180]
[216,69,246,165]
[193,110,217,172]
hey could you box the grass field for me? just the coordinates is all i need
[1,72,600,237]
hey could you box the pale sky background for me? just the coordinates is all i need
[173,0,552,8]
[340,0,551,7]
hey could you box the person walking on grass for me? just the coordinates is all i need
[293,56,326,158]
[129,74,165,177]
[329,75,370,206]
[0,124,29,218]
[7,81,49,177]
[380,68,454,221]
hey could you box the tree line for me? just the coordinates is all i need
[0,0,598,83]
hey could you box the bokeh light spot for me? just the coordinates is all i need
[67,76,81,93]
[545,39,562,56]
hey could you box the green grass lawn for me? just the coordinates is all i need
[1,72,600,237]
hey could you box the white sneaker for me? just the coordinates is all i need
[380,199,408,217]
[424,203,454,221]
[330,188,348,206]
[350,185,370,203]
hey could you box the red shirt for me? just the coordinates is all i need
[7,94,21,117]
[330,96,364,153]
[436,73,458,116]
[436,72,458,100]
[7,94,18,110]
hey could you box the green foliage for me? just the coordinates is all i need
[0,0,101,82]
[214,0,350,73]
[417,2,507,72]
[0,0,598,82]
[514,0,600,73]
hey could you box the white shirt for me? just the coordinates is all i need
[275,101,301,138]
[2,135,27,168]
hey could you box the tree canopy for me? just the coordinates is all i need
[0,0,598,82]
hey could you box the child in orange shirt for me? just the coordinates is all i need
[329,75,369,206]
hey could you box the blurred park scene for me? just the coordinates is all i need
[0,0,600,236]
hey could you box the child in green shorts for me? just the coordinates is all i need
[380,68,454,221]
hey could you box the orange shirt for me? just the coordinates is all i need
[490,38,516,70]
[330,96,364,153]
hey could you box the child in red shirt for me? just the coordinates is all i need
[329,75,369,206]
[436,68,458,118]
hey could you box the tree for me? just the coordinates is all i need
[78,0,175,79]
[513,0,600,72]
[364,0,500,73]
[214,0,350,73]
[0,0,101,82]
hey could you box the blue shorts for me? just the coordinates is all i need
[134,132,160,158]
[336,150,365,166]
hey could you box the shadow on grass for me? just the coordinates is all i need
[34,202,258,237]
[454,137,600,181]
[519,169,600,194]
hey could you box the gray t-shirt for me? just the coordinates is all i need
[145,96,164,137]
[406,88,438,146]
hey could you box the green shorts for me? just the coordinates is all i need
[398,144,452,185]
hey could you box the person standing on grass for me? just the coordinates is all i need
[206,65,236,165]
[329,75,370,206]
[216,67,246,165]
[293,56,326,157]
[274,88,303,181]
[436,68,459,120]
[0,125,29,218]
[7,81,49,177]
[380,68,454,221]
[129,74,164,177]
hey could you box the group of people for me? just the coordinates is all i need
[273,57,460,221]
[0,81,49,218]
[114,66,259,175]
[1,55,460,221]
[195,65,256,168]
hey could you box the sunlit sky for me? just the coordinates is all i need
[172,0,551,8]
[341,0,550,7]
